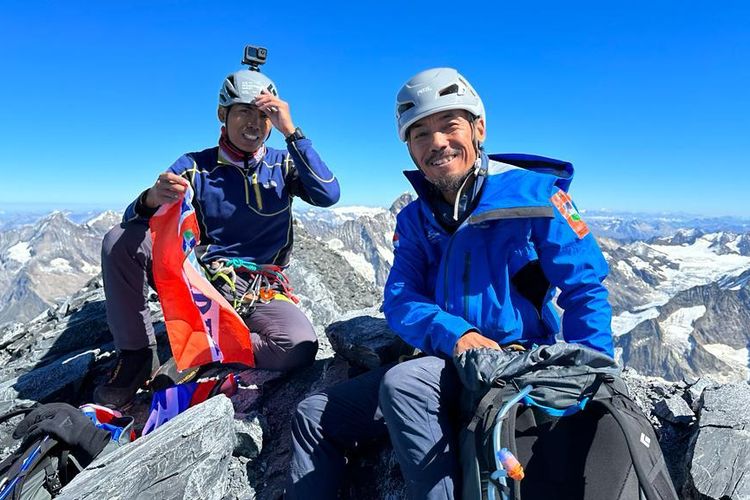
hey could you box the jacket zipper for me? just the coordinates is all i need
[229,165,252,206]
[441,222,467,311]
[251,172,263,210]
[463,252,471,319]
[442,235,457,311]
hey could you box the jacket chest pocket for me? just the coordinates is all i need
[458,222,536,329]
[247,170,289,215]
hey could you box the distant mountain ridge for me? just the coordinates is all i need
[585,210,750,241]
[0,211,121,324]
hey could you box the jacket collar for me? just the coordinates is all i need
[487,153,573,192]
[217,128,266,169]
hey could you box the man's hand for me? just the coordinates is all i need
[253,90,296,137]
[144,172,189,208]
[454,330,501,356]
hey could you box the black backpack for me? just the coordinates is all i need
[455,344,679,500]
[0,403,132,500]
[0,407,84,500]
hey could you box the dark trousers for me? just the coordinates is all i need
[101,220,317,371]
[288,356,462,499]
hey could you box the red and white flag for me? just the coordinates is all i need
[149,186,254,371]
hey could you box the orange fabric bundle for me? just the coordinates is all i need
[149,187,254,371]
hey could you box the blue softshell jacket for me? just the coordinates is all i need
[124,139,339,266]
[383,153,614,358]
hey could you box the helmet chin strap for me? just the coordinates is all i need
[469,115,484,165]
[450,117,485,220]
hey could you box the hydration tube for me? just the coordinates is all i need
[488,385,533,500]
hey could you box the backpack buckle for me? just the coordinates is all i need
[44,463,63,495]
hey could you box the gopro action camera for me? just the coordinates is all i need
[242,45,268,71]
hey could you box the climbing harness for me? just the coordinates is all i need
[206,258,299,315]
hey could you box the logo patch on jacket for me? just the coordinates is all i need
[550,191,590,239]
[392,231,400,249]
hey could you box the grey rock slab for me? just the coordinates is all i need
[60,395,237,500]
[224,455,256,500]
[0,350,94,410]
[233,412,265,460]
[685,377,718,411]
[0,322,25,349]
[653,396,695,425]
[699,383,750,429]
[689,426,750,499]
[688,384,750,500]
[326,309,409,370]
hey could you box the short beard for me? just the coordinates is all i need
[425,171,469,194]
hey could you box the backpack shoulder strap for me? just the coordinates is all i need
[0,437,59,500]
[468,387,507,434]
[0,407,35,426]
[594,383,679,500]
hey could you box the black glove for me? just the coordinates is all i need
[13,403,110,462]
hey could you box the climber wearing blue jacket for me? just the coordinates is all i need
[287,68,613,500]
[95,52,339,408]
[384,151,613,358]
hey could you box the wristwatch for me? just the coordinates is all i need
[285,127,306,144]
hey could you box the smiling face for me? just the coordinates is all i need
[218,103,271,153]
[407,110,486,195]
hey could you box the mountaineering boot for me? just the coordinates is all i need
[93,346,158,408]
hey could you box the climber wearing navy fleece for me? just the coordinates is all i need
[95,54,339,409]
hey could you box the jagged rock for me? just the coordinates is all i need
[0,322,24,350]
[4,206,750,499]
[326,308,411,370]
[653,396,695,425]
[296,207,397,288]
[60,395,237,500]
[287,229,380,329]
[0,350,94,413]
[688,384,750,500]
[225,456,255,499]
[233,412,265,460]
[685,377,716,411]
[389,193,413,215]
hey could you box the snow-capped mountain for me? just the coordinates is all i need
[585,211,750,242]
[293,195,413,287]
[84,210,122,233]
[605,231,750,381]
[0,211,121,324]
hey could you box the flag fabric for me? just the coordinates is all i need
[149,186,254,371]
[550,190,590,239]
[141,373,238,436]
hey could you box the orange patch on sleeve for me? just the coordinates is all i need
[550,191,590,239]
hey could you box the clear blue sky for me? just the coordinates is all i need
[1,1,748,216]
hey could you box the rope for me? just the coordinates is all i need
[207,258,299,314]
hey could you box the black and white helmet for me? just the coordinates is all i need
[395,68,485,142]
[218,69,278,108]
